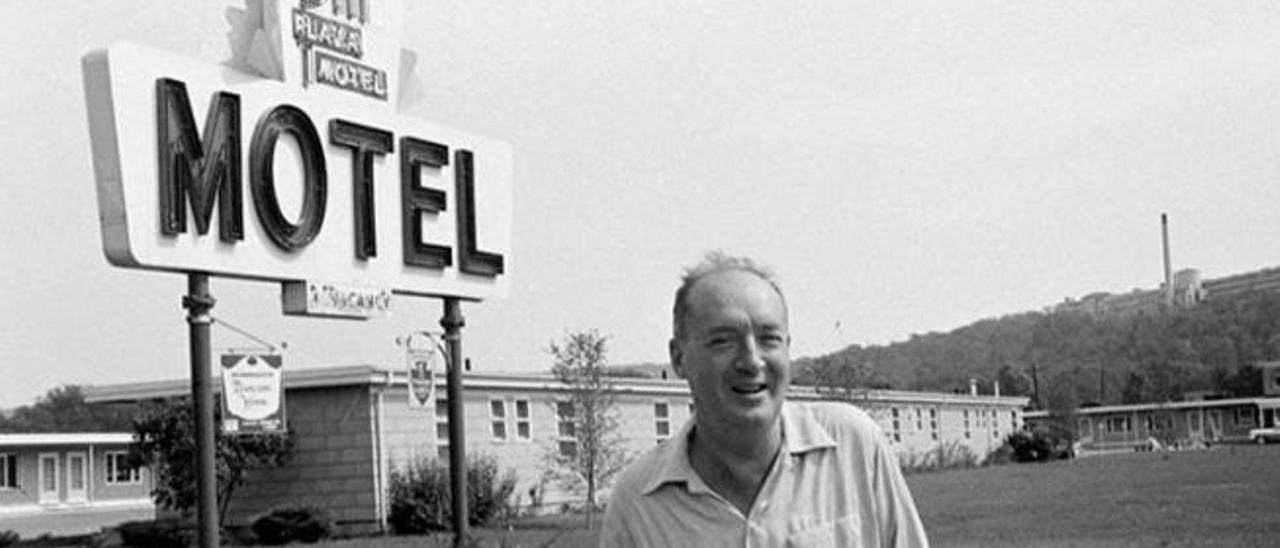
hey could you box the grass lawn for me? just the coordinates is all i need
[910,444,1279,548]
[323,445,1279,547]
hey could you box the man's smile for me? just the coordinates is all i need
[730,382,769,395]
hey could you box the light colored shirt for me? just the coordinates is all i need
[600,401,930,548]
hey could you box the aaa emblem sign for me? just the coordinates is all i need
[221,353,285,434]
[404,333,446,409]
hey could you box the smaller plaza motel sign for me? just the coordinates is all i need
[81,1,510,546]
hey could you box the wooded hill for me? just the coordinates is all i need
[793,290,1278,409]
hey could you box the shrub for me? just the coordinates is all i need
[251,504,333,545]
[388,453,518,534]
[900,440,980,473]
[0,530,18,548]
[1005,429,1074,462]
[116,519,193,548]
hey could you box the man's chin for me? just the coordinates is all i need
[722,400,782,428]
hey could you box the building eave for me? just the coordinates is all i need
[83,365,1029,407]
[0,432,135,446]
[1024,396,1280,418]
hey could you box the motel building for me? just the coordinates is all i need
[84,365,1026,534]
[1024,363,1280,453]
[0,433,154,534]
[1025,396,1280,453]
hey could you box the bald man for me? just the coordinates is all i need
[600,253,929,548]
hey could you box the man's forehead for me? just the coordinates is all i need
[685,270,786,315]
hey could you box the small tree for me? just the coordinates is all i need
[545,330,628,527]
[130,398,292,524]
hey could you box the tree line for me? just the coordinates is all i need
[794,290,1279,410]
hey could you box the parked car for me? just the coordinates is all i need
[1247,426,1280,444]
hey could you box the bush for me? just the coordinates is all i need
[251,504,333,545]
[388,453,518,534]
[0,530,18,548]
[116,519,193,548]
[1005,429,1074,462]
[900,441,979,473]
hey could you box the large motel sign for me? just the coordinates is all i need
[82,1,511,546]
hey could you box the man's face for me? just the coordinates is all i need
[670,270,791,434]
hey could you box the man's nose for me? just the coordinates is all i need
[734,338,766,372]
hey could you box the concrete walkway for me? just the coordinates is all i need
[0,506,154,539]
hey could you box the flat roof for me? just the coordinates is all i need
[84,364,1028,408]
[0,433,134,446]
[1024,396,1280,418]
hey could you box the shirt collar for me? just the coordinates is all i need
[641,402,837,496]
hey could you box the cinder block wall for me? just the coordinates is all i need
[228,385,379,533]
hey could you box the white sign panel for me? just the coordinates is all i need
[221,353,285,434]
[405,332,446,409]
[82,0,512,300]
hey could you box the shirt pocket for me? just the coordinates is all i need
[785,515,861,548]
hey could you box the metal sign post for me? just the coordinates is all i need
[440,298,468,548]
[183,273,219,548]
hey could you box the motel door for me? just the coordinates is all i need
[66,452,88,503]
[1188,410,1203,444]
[37,453,59,504]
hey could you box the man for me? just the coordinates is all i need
[600,252,929,547]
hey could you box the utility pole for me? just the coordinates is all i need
[1098,362,1106,404]
[1029,361,1042,410]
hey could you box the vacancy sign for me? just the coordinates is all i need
[221,353,285,434]
[82,0,512,301]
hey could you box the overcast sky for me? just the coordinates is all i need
[3,1,1280,408]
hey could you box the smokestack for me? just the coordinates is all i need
[969,378,978,396]
[1162,213,1173,306]
[993,379,1001,397]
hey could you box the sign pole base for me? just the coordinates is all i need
[440,298,468,548]
[185,273,219,548]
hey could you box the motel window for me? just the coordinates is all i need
[929,408,939,441]
[915,407,923,432]
[890,408,901,442]
[0,454,15,489]
[1236,407,1257,426]
[654,401,671,441]
[490,399,508,441]
[557,401,577,458]
[515,399,531,441]
[963,409,971,439]
[1105,416,1131,433]
[105,452,140,485]
[1011,410,1019,430]
[435,399,450,458]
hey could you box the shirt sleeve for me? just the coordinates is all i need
[873,435,931,548]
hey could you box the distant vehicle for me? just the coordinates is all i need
[1248,426,1280,444]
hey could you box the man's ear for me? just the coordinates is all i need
[669,338,687,379]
